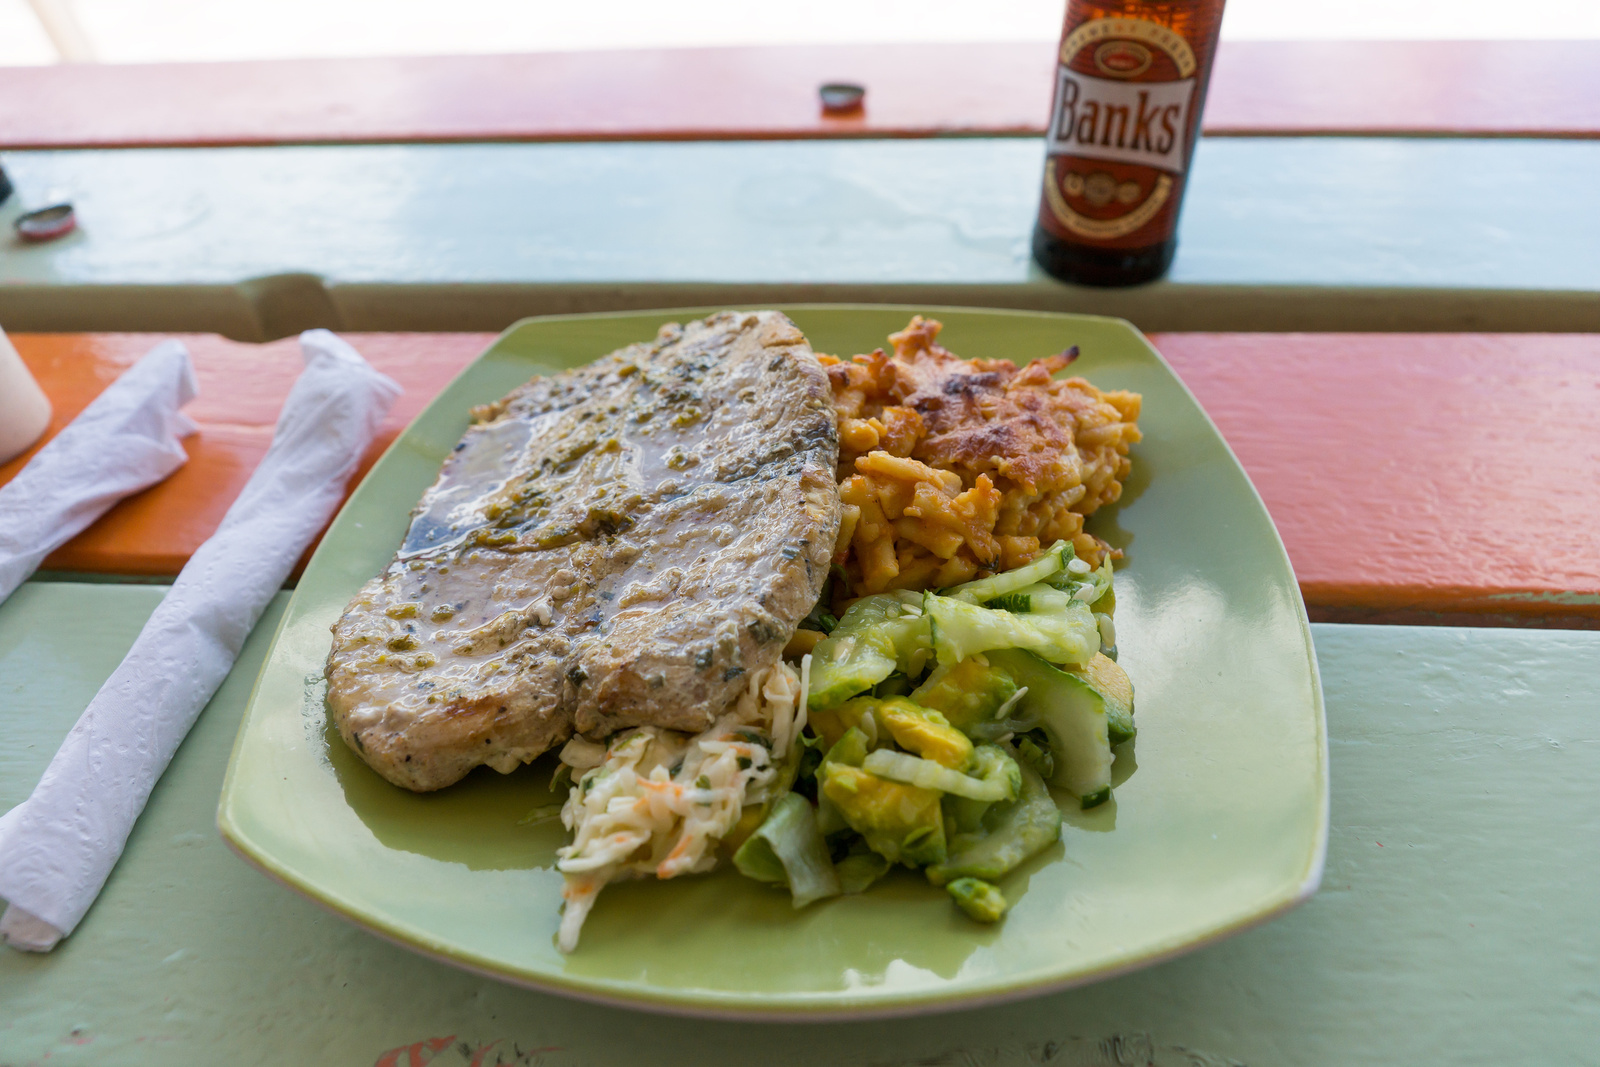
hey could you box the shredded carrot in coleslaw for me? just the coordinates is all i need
[554,657,811,952]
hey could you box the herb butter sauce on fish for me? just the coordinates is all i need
[326,312,841,791]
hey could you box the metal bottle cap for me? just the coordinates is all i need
[818,83,866,115]
[15,203,76,243]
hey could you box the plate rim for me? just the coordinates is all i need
[218,303,1330,1020]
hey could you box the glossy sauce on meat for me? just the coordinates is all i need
[325,311,840,791]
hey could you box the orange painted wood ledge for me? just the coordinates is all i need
[1,40,1598,149]
[1,332,490,576]
[5,330,1600,625]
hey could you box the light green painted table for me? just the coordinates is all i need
[3,138,1599,337]
[3,582,1595,1066]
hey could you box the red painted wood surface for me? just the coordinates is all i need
[5,331,1599,622]
[1150,332,1600,622]
[1205,40,1600,138]
[1,40,1597,150]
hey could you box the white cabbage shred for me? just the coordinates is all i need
[555,659,808,953]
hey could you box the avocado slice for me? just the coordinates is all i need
[808,696,884,752]
[876,699,973,768]
[908,657,1018,735]
[820,763,947,867]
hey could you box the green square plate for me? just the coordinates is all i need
[218,306,1327,1019]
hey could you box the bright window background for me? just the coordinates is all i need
[4,0,1599,66]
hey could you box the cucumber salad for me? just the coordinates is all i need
[548,539,1133,947]
[730,539,1133,924]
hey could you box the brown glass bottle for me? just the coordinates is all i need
[1031,0,1227,286]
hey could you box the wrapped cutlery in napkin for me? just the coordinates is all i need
[0,339,198,604]
[0,330,400,951]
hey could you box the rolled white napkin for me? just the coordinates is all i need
[0,339,198,604]
[0,330,400,950]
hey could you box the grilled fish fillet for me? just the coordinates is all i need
[326,311,840,791]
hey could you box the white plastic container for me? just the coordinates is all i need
[1,326,52,464]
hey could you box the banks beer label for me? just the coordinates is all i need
[1040,16,1203,245]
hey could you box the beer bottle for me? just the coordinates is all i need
[1031,0,1227,286]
